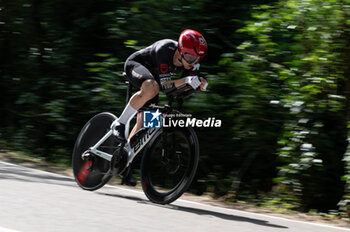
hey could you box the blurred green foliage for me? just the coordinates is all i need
[229,0,350,214]
[2,0,350,216]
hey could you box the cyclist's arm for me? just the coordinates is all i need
[162,76,207,92]
[161,77,186,88]
[161,62,202,89]
[182,63,208,91]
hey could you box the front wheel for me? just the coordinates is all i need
[141,127,199,204]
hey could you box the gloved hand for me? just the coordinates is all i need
[185,76,201,89]
[200,77,208,91]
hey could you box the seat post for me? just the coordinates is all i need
[123,72,132,104]
[126,83,132,104]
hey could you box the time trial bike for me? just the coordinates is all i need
[72,74,200,204]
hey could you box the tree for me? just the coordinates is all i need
[225,0,350,212]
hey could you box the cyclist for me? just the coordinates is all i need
[113,29,208,185]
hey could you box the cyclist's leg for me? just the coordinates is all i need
[114,60,159,142]
[129,112,142,139]
[128,78,159,110]
[129,93,159,139]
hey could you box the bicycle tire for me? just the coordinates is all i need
[140,127,199,204]
[72,112,118,191]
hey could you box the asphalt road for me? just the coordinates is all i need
[0,160,349,232]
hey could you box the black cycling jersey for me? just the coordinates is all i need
[124,39,201,91]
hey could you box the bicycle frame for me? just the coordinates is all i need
[88,116,161,168]
[73,77,201,203]
[87,81,197,171]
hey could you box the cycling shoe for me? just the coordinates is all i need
[113,123,127,143]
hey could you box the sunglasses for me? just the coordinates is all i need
[182,53,200,64]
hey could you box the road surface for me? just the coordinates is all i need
[0,160,349,232]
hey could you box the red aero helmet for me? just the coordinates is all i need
[178,29,207,58]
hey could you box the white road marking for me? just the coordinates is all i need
[0,226,22,232]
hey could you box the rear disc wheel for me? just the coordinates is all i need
[72,112,118,191]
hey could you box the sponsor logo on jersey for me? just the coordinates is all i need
[160,77,173,90]
[160,64,168,74]
[160,77,172,84]
[131,69,143,79]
